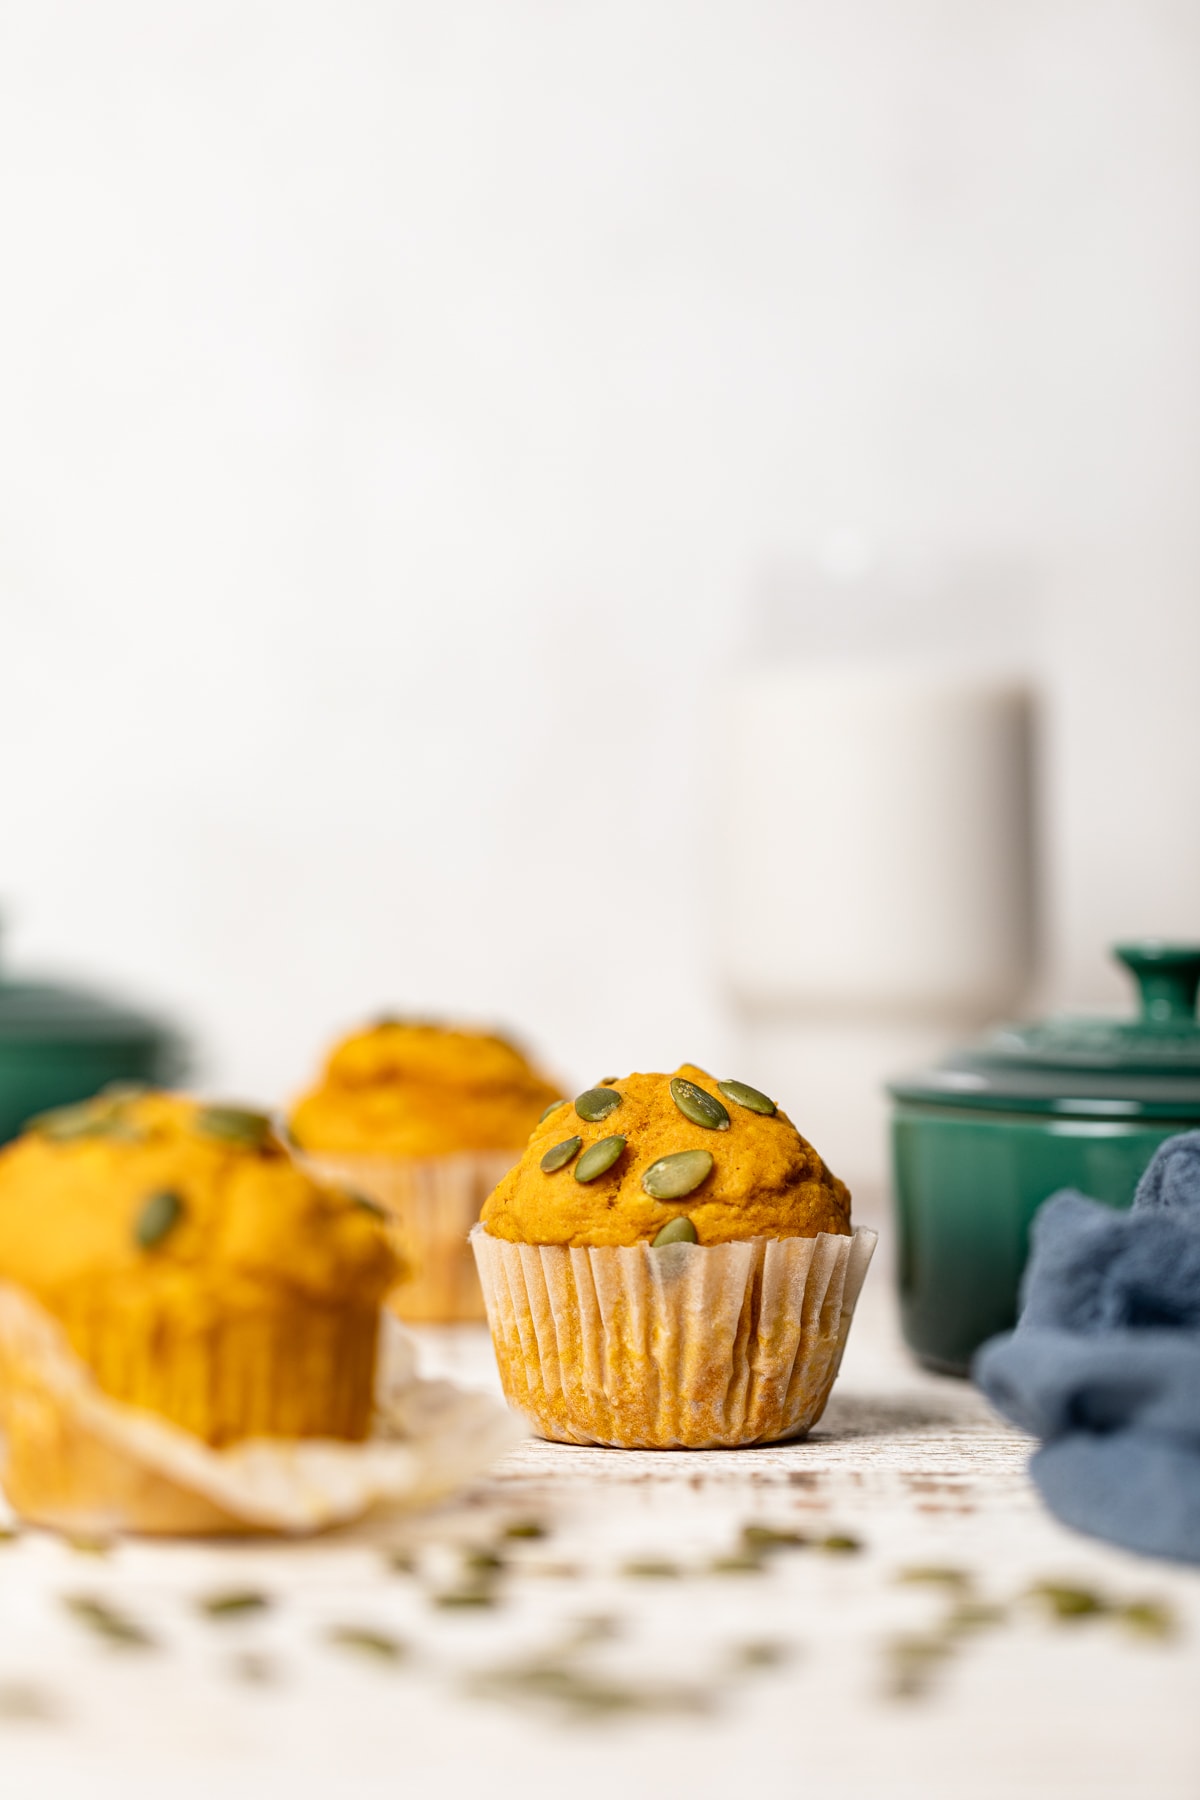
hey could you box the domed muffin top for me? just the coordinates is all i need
[480,1065,850,1248]
[0,1089,397,1319]
[289,1021,561,1158]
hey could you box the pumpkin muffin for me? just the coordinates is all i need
[472,1066,875,1449]
[289,1020,561,1323]
[0,1088,398,1526]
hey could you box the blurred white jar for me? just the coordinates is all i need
[717,664,1035,1017]
[713,543,1039,1196]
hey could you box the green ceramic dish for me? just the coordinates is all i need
[0,952,185,1143]
[888,941,1200,1375]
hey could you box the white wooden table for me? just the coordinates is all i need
[2,1227,1198,1800]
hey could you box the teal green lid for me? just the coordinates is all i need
[889,941,1200,1120]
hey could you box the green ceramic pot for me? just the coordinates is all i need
[888,941,1200,1376]
[0,950,186,1143]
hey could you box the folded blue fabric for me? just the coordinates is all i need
[973,1131,1200,1563]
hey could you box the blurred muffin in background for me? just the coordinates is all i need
[289,1020,561,1322]
[0,1088,398,1530]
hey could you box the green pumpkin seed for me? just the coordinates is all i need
[538,1099,567,1124]
[642,1149,714,1200]
[741,1524,807,1554]
[717,1079,776,1117]
[351,1192,387,1220]
[651,1216,698,1247]
[540,1135,582,1173]
[575,1087,623,1122]
[30,1100,125,1142]
[63,1595,156,1649]
[897,1566,973,1590]
[200,1590,271,1619]
[134,1190,185,1250]
[1027,1582,1108,1621]
[433,1586,499,1610]
[669,1078,730,1131]
[30,1103,99,1141]
[327,1624,408,1659]
[195,1105,273,1150]
[1118,1601,1177,1641]
[574,1135,626,1182]
[99,1080,147,1103]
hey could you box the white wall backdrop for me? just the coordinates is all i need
[1,2,1198,1150]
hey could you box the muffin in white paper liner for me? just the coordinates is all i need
[0,1283,523,1536]
[297,1149,515,1324]
[471,1224,876,1449]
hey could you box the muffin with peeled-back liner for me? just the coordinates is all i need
[0,1089,398,1531]
[289,1020,562,1323]
[472,1065,876,1449]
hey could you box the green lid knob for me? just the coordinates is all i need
[1114,941,1200,1025]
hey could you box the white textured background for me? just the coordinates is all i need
[1,2,1198,1134]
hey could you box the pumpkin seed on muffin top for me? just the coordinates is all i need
[479,1065,850,1249]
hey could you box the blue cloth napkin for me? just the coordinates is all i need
[973,1131,1200,1563]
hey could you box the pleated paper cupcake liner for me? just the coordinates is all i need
[0,1284,523,1536]
[471,1224,877,1449]
[296,1149,517,1323]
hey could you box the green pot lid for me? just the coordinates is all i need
[889,942,1200,1120]
[0,947,181,1053]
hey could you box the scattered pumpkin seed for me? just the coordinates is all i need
[574,1135,626,1182]
[230,1652,276,1686]
[502,1518,549,1540]
[897,1565,973,1590]
[731,1640,790,1670]
[1118,1600,1178,1641]
[0,1526,20,1544]
[1027,1581,1108,1621]
[568,1614,622,1646]
[575,1087,623,1122]
[540,1135,582,1174]
[651,1215,698,1247]
[884,1632,956,1700]
[669,1078,730,1131]
[387,1550,417,1574]
[0,1681,56,1722]
[463,1548,505,1576]
[709,1554,767,1576]
[538,1099,567,1124]
[63,1595,156,1649]
[945,1601,1006,1635]
[199,1590,271,1620]
[620,1558,681,1580]
[433,1586,499,1609]
[326,1625,406,1661]
[741,1524,807,1555]
[134,1190,185,1251]
[643,1149,714,1201]
[468,1657,709,1720]
[717,1078,777,1116]
[195,1105,273,1150]
[819,1533,863,1554]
